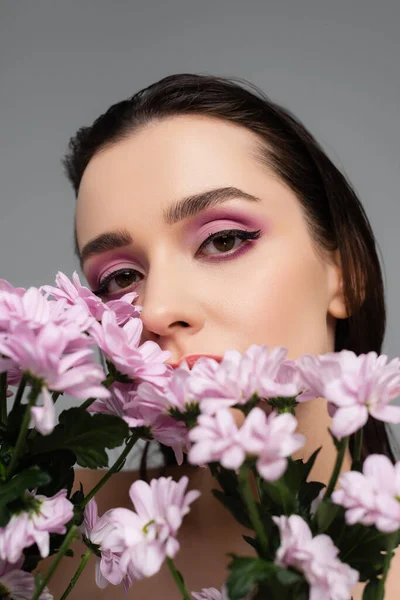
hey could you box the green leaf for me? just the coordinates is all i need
[0,467,51,526]
[298,481,325,510]
[338,525,391,580]
[315,499,340,532]
[276,568,303,586]
[28,408,129,469]
[302,447,322,480]
[226,556,278,600]
[282,459,303,494]
[242,534,258,551]
[260,479,297,515]
[363,578,382,600]
[22,449,76,498]
[212,488,251,529]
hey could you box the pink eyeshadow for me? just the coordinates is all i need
[85,252,144,288]
[185,206,269,243]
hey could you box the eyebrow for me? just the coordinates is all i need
[79,186,261,266]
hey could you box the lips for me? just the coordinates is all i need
[168,354,223,370]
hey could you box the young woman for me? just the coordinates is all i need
[51,74,398,598]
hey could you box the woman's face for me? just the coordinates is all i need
[75,115,346,363]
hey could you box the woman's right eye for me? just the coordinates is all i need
[93,268,143,298]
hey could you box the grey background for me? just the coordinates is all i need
[1,0,399,463]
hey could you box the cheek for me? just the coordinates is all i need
[209,249,331,359]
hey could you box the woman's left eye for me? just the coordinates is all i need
[196,228,261,257]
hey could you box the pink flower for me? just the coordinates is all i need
[99,477,200,582]
[0,558,53,599]
[188,409,246,469]
[273,515,359,600]
[0,490,74,564]
[189,346,302,415]
[297,350,400,438]
[30,388,56,435]
[90,311,171,386]
[0,288,51,333]
[188,407,304,481]
[89,384,188,464]
[0,321,110,400]
[82,498,132,593]
[240,408,305,481]
[332,454,400,533]
[42,271,141,325]
[0,280,25,296]
[135,361,193,413]
[192,588,227,600]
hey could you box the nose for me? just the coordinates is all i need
[139,257,205,347]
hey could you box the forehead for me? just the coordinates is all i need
[75,115,297,248]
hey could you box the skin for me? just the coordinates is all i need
[47,115,399,598]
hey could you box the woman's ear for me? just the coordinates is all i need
[327,249,348,319]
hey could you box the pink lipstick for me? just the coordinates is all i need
[168,354,223,369]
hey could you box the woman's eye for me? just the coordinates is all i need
[197,229,261,257]
[94,269,143,297]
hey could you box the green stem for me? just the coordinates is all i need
[59,549,92,600]
[13,373,28,409]
[351,429,363,471]
[166,557,191,600]
[32,525,79,600]
[80,433,138,508]
[377,532,398,598]
[239,465,269,556]
[324,436,348,499]
[6,386,41,480]
[0,372,7,425]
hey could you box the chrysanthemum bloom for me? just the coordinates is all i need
[0,490,74,564]
[188,408,246,469]
[90,311,171,387]
[192,588,227,600]
[89,384,188,464]
[42,271,141,325]
[188,407,304,481]
[0,287,51,333]
[297,350,400,438]
[0,558,53,600]
[0,321,108,399]
[82,498,132,593]
[273,514,359,600]
[332,454,400,532]
[135,361,194,414]
[0,281,97,341]
[240,407,305,481]
[99,477,200,582]
[189,345,302,415]
[0,280,25,297]
[0,320,110,433]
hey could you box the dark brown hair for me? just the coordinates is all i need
[63,73,393,461]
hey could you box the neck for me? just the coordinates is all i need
[295,396,352,484]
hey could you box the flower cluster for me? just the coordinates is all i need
[0,490,74,564]
[332,454,400,533]
[297,351,400,438]
[273,515,359,599]
[83,476,200,590]
[188,407,305,481]
[0,558,53,600]
[2,272,400,600]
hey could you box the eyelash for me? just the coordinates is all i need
[92,228,262,297]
